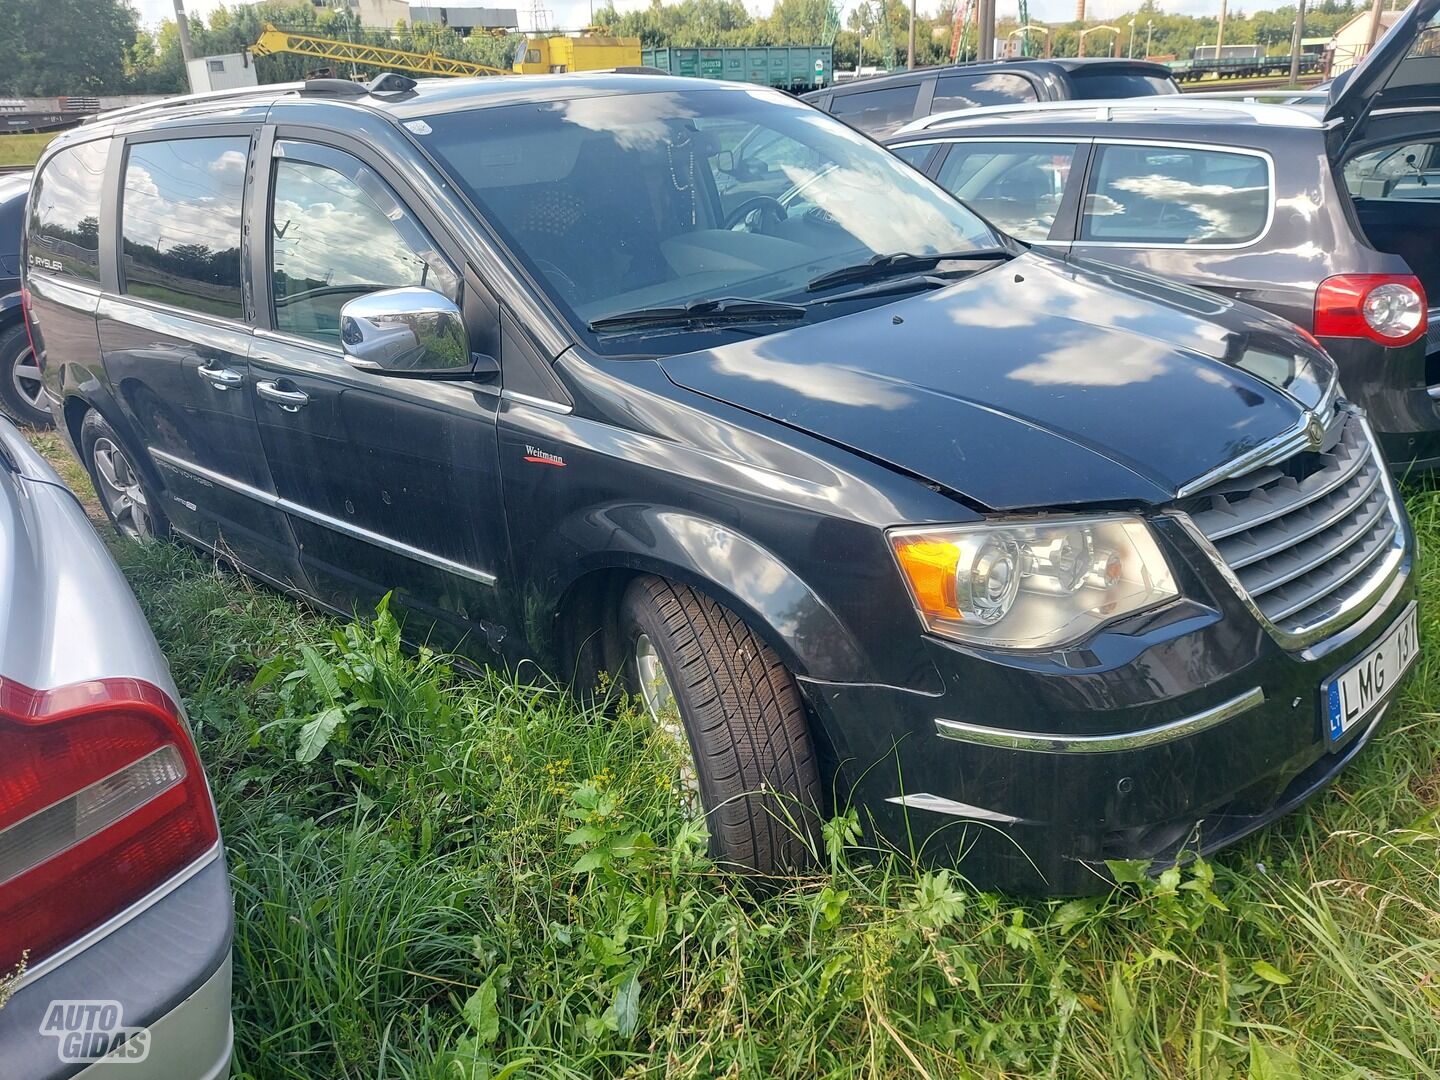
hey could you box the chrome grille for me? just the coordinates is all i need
[1182,410,1404,642]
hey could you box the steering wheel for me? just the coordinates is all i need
[725,195,788,234]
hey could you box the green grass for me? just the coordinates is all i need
[20,427,1440,1078]
[0,132,58,169]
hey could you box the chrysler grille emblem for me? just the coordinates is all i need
[1303,410,1326,452]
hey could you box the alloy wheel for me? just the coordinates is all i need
[634,632,702,816]
[10,345,45,414]
[91,437,154,540]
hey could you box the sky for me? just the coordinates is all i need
[132,0,1227,35]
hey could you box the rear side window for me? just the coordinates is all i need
[27,140,109,282]
[121,137,248,318]
[935,141,1078,242]
[1068,71,1177,99]
[829,84,920,136]
[931,73,1038,113]
[890,143,935,169]
[269,144,458,343]
[1080,144,1270,245]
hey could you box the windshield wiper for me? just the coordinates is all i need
[588,297,808,333]
[806,248,1014,294]
[806,269,1006,306]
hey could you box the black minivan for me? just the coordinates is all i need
[26,72,1417,893]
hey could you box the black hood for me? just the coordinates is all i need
[659,253,1334,511]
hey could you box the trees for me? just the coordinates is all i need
[0,0,137,95]
[0,0,1393,97]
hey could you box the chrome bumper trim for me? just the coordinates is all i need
[885,792,1026,823]
[933,686,1265,754]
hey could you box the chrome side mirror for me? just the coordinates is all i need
[339,287,474,377]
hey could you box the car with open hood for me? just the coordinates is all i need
[885,0,1440,472]
[23,71,1417,893]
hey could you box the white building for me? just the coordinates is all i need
[186,52,260,94]
[1328,8,1402,75]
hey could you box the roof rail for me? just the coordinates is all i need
[893,95,1324,136]
[86,71,418,128]
[86,81,302,126]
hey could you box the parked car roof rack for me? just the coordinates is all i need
[84,71,417,129]
[86,82,303,125]
[894,96,1325,137]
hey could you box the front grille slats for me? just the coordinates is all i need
[1192,427,1369,542]
[1237,488,1390,598]
[1266,517,1398,623]
[1183,408,1403,641]
[1223,466,1382,570]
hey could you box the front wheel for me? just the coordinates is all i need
[80,410,169,542]
[621,576,821,873]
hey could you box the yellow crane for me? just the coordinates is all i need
[250,23,514,78]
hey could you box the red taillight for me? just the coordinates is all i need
[19,283,39,370]
[1314,274,1428,348]
[0,678,219,974]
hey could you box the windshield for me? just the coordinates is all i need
[416,86,998,353]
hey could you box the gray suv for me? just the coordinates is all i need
[885,0,1440,469]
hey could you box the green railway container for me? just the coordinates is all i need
[640,46,834,91]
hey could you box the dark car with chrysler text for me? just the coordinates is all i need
[886,0,1440,470]
[23,71,1417,893]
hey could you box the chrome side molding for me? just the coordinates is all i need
[933,686,1265,754]
[149,448,498,586]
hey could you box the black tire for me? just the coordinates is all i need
[621,575,821,874]
[0,322,52,428]
[79,410,170,542]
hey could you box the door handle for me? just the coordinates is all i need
[255,380,310,412]
[197,363,244,391]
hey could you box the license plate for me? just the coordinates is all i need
[1324,602,1419,743]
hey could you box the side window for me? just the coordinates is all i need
[934,141,1078,242]
[269,144,459,343]
[930,74,1038,114]
[121,137,248,317]
[829,84,920,137]
[890,143,935,170]
[1081,144,1270,245]
[27,140,109,282]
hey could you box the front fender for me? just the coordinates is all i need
[539,504,869,683]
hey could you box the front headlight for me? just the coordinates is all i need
[888,516,1178,649]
